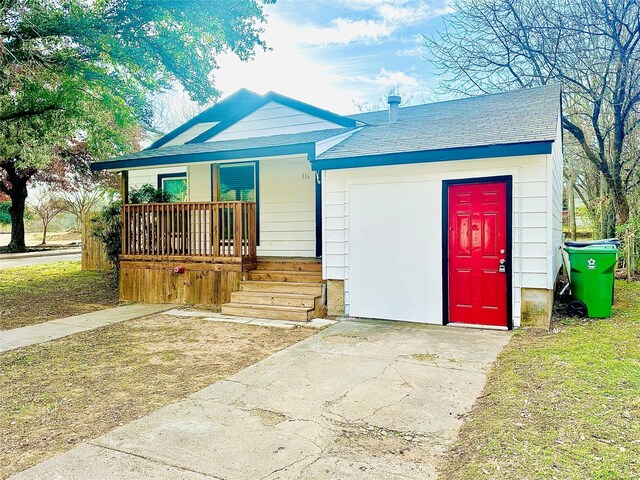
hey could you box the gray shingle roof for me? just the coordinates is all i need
[319,85,561,160]
[105,128,354,163]
[94,85,560,170]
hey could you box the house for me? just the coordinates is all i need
[91,85,563,329]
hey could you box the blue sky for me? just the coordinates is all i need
[165,0,453,123]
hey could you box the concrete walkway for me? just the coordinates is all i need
[11,319,510,479]
[1,304,172,352]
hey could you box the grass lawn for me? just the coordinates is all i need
[441,280,640,480]
[0,261,119,330]
[0,314,315,479]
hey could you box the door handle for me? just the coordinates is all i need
[498,258,506,273]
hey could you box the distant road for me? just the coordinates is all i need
[0,252,81,269]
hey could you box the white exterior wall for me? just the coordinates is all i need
[258,155,316,257]
[187,164,212,201]
[549,114,564,284]
[206,102,341,142]
[322,154,554,328]
[128,166,187,192]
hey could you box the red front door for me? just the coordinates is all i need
[447,181,508,327]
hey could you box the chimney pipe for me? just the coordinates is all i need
[388,95,401,123]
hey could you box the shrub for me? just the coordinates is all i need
[90,184,172,266]
[0,201,10,225]
[90,201,122,266]
[129,184,172,203]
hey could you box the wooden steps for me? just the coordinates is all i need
[230,291,319,309]
[239,281,322,295]
[255,260,322,272]
[221,259,324,322]
[221,304,314,322]
[247,270,323,283]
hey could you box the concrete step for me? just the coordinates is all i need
[231,291,319,308]
[221,303,312,322]
[239,281,323,296]
[247,270,323,283]
[256,261,322,272]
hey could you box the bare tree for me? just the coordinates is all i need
[45,142,119,227]
[31,190,66,245]
[425,0,640,235]
[62,185,109,228]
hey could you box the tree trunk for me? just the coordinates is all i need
[7,180,28,252]
[603,168,629,228]
[41,221,48,245]
[615,191,630,227]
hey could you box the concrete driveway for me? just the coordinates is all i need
[11,319,510,480]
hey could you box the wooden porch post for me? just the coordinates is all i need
[120,171,128,257]
[233,202,243,258]
[119,171,129,205]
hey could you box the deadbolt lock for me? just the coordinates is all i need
[498,265,506,273]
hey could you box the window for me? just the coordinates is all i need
[218,163,256,202]
[158,173,187,202]
[216,162,259,244]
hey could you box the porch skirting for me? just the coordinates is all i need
[119,259,246,305]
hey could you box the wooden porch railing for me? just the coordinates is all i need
[121,201,257,261]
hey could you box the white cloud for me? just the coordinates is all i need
[213,15,363,114]
[276,0,453,47]
[296,17,393,46]
[377,1,453,24]
[156,0,449,121]
[350,68,421,88]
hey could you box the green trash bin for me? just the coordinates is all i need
[565,244,618,318]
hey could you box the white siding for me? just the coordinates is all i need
[187,164,211,201]
[258,155,316,257]
[322,154,552,328]
[206,102,342,142]
[164,122,219,146]
[128,166,186,191]
[549,113,564,286]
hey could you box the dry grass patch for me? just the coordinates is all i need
[0,261,118,330]
[440,281,640,480]
[0,314,314,478]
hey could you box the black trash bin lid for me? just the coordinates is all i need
[564,238,620,248]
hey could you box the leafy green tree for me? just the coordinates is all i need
[0,0,271,251]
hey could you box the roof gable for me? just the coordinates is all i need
[203,101,346,142]
[148,89,357,150]
[148,88,263,150]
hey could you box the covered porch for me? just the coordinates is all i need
[118,198,324,319]
[93,134,330,316]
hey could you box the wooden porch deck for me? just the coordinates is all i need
[118,202,322,311]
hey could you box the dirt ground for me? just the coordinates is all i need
[0,261,119,330]
[0,314,315,479]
